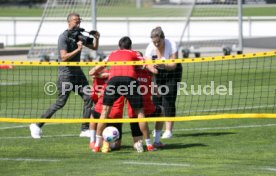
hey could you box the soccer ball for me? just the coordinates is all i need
[102,126,120,142]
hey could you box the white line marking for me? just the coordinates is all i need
[0,158,60,162]
[0,134,77,139]
[184,105,275,113]
[263,167,276,172]
[0,125,29,130]
[123,161,190,167]
[0,82,22,86]
[1,124,276,139]
[0,123,60,130]
[174,124,276,132]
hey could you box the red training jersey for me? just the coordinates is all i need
[107,50,144,80]
[127,69,156,117]
[91,70,109,104]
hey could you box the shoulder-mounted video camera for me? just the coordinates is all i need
[68,27,96,45]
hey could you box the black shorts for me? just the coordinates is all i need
[103,76,143,110]
[91,110,122,140]
[146,105,162,117]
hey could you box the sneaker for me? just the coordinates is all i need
[89,142,95,149]
[79,130,92,138]
[92,146,100,153]
[153,142,165,148]
[161,131,172,139]
[29,123,42,139]
[133,140,144,153]
[147,145,157,152]
[101,141,111,153]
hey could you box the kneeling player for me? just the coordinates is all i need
[89,68,147,153]
[127,67,165,148]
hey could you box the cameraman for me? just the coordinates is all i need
[30,13,100,139]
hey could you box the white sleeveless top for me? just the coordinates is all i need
[145,38,177,60]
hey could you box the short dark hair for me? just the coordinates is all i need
[67,12,80,22]
[118,36,132,50]
[150,26,165,39]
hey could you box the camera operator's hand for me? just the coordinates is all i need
[93,31,100,40]
[77,41,83,52]
[89,30,100,39]
[87,30,100,50]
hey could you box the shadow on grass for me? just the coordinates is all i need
[163,143,208,150]
[118,143,208,151]
[174,132,236,138]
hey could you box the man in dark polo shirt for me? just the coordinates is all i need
[30,12,100,139]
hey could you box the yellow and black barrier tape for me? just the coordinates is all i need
[0,114,276,123]
[1,51,276,67]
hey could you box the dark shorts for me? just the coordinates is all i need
[91,110,122,140]
[103,76,143,110]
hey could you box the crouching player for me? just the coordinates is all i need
[127,67,165,149]
[88,67,149,153]
[89,37,160,153]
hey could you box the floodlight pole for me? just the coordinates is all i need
[92,0,97,30]
[238,0,243,53]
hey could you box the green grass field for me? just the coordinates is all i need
[0,119,275,175]
[0,56,276,175]
[0,6,276,17]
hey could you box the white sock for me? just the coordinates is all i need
[95,135,102,147]
[145,138,152,146]
[154,130,161,143]
[90,130,96,143]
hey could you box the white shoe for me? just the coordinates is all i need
[79,130,92,138]
[161,131,172,139]
[133,140,144,153]
[29,123,42,139]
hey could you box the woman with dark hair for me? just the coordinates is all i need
[145,27,183,139]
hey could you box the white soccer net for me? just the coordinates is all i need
[28,0,241,60]
[28,0,97,60]
[181,0,241,57]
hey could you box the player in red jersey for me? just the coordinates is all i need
[89,67,145,153]
[90,69,109,105]
[89,37,158,152]
[89,68,124,152]
[127,68,165,149]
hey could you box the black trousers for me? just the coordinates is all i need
[153,63,182,117]
[38,73,92,131]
